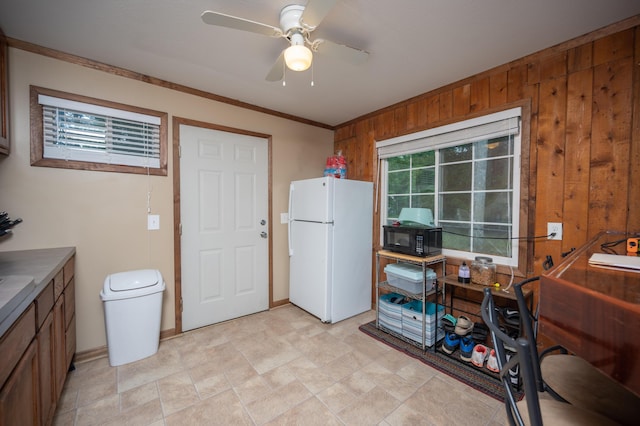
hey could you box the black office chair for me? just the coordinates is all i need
[481,288,619,426]
[514,277,640,425]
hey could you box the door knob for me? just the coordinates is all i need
[260,231,268,238]
[260,219,266,225]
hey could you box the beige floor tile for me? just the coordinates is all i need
[402,375,497,425]
[55,304,504,425]
[245,380,313,424]
[264,396,343,426]
[337,386,401,425]
[316,382,359,413]
[157,371,200,416]
[119,381,159,412]
[117,348,184,393]
[165,389,252,426]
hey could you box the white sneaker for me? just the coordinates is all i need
[471,344,489,367]
[487,349,499,373]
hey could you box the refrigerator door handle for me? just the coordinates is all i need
[288,182,294,256]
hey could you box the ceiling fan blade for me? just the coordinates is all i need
[201,10,283,37]
[265,51,285,81]
[300,0,338,29]
[315,39,369,65]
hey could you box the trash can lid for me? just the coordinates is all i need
[100,269,166,302]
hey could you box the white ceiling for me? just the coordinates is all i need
[1,0,639,127]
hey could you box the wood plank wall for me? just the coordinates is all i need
[335,17,640,291]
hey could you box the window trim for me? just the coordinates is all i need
[376,102,532,276]
[30,86,168,176]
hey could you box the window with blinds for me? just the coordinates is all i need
[30,86,167,176]
[377,107,523,266]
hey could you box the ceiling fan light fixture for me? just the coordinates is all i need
[284,44,312,71]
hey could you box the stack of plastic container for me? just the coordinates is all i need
[378,292,406,334]
[401,300,444,346]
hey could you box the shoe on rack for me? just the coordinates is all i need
[499,307,520,327]
[471,344,489,368]
[442,332,460,354]
[471,322,489,343]
[441,314,457,333]
[459,336,475,362]
[486,349,499,373]
[454,316,474,336]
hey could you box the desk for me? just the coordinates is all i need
[539,231,640,396]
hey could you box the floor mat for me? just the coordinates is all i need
[359,320,523,402]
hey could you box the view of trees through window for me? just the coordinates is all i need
[386,135,514,257]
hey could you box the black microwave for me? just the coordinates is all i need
[383,225,442,257]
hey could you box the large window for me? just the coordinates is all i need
[30,86,168,175]
[378,108,522,265]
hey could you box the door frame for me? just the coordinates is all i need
[172,116,273,334]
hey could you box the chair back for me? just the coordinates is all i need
[513,276,545,393]
[481,287,542,426]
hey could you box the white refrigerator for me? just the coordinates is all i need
[288,176,373,323]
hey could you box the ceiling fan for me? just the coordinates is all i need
[201,0,369,82]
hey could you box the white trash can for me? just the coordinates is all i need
[100,269,165,366]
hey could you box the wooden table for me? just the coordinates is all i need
[539,231,640,396]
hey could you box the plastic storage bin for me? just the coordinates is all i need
[401,300,444,346]
[100,269,165,366]
[384,263,436,293]
[378,292,407,334]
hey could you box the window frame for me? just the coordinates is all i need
[377,103,532,276]
[30,86,168,176]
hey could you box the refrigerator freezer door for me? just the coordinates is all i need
[289,220,332,322]
[289,177,333,223]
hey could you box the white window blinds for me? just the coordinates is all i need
[39,94,161,168]
[376,107,521,158]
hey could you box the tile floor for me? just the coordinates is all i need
[52,305,507,425]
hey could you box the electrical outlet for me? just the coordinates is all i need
[148,214,160,230]
[547,222,562,240]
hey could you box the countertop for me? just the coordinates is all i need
[0,247,75,336]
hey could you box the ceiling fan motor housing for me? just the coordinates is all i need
[280,5,306,35]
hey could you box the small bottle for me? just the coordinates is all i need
[458,261,471,283]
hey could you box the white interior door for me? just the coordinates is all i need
[180,124,269,331]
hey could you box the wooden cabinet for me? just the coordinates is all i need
[0,305,39,425]
[0,252,75,426]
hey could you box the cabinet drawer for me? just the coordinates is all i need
[0,304,36,385]
[64,279,75,330]
[53,269,64,300]
[35,281,54,330]
[63,256,75,287]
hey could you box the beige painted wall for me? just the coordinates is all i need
[0,48,334,352]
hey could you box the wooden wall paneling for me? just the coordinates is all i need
[534,76,568,268]
[490,71,508,107]
[630,27,640,232]
[540,51,568,81]
[453,84,471,116]
[527,61,541,86]
[568,42,594,73]
[593,28,634,66]
[405,101,419,131]
[394,105,408,135]
[589,57,633,235]
[470,77,490,113]
[374,110,395,140]
[427,94,440,124]
[507,64,527,103]
[415,97,430,129]
[563,68,594,250]
[439,91,453,121]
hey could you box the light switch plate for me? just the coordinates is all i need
[280,213,289,224]
[148,214,160,230]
